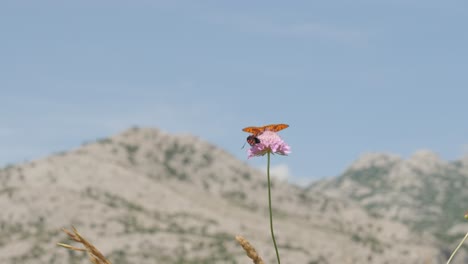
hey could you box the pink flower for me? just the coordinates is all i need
[247,130,291,158]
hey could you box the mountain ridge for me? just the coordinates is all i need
[0,127,458,263]
[309,149,468,255]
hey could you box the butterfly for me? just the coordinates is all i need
[242,123,289,136]
[241,123,289,148]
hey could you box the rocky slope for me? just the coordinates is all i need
[0,128,450,263]
[309,150,468,262]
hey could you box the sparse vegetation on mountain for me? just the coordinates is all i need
[0,128,463,263]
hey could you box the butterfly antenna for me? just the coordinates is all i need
[241,141,247,149]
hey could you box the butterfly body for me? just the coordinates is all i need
[246,135,261,146]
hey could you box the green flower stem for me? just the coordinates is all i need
[447,231,468,264]
[267,152,281,264]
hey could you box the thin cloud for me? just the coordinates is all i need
[270,163,291,181]
[208,14,365,43]
[267,163,314,187]
[462,144,468,156]
[255,164,290,182]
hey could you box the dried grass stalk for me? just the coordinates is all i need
[57,226,112,264]
[235,235,265,264]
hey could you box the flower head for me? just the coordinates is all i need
[247,130,291,158]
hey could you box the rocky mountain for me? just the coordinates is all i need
[0,127,455,263]
[308,150,468,261]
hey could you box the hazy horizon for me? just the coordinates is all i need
[1,1,467,184]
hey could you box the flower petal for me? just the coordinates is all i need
[247,131,291,158]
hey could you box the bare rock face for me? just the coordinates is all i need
[309,150,468,263]
[0,127,451,263]
[348,153,402,171]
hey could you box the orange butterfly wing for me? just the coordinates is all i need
[242,126,264,136]
[263,123,289,132]
[242,123,289,135]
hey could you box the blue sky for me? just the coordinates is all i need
[1,1,467,184]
